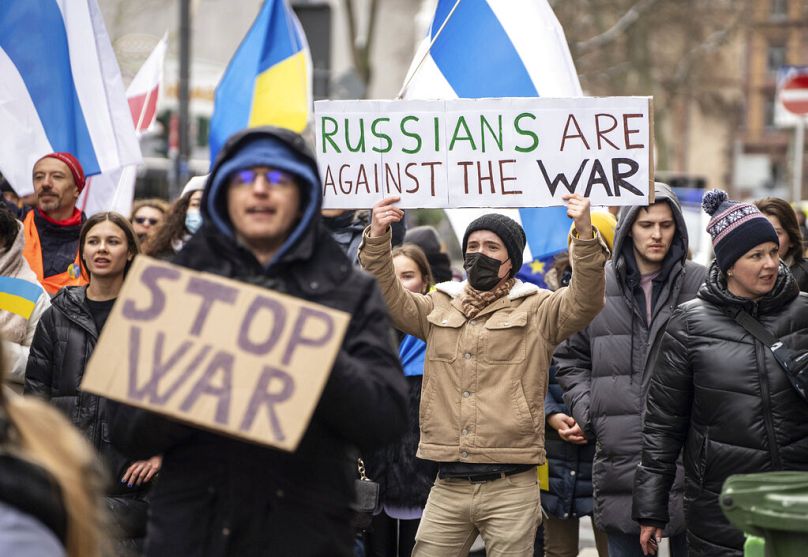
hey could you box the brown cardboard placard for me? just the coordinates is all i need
[81,256,350,452]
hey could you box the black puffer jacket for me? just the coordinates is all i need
[110,127,409,557]
[789,257,808,292]
[0,454,67,547]
[554,183,707,535]
[542,363,596,520]
[633,263,808,556]
[24,286,148,541]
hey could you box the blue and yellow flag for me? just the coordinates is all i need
[0,277,41,319]
[209,0,311,161]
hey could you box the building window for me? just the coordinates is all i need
[764,93,777,129]
[771,0,788,18]
[767,44,787,78]
[196,116,210,148]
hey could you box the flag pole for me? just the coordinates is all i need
[396,0,463,99]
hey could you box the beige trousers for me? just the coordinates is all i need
[412,467,541,557]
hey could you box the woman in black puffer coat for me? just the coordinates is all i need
[25,213,158,555]
[633,191,808,557]
[541,253,608,557]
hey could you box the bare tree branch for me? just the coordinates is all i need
[363,0,380,84]
[670,10,745,87]
[343,0,378,87]
[344,0,362,76]
[575,0,661,54]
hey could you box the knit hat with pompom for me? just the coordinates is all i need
[702,189,779,272]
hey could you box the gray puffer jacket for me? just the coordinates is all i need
[554,183,707,535]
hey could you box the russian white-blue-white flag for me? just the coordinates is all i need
[0,0,142,198]
[209,0,312,163]
[79,34,168,217]
[402,0,582,287]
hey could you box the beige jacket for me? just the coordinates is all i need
[359,227,606,465]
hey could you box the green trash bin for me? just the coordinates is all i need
[721,472,808,557]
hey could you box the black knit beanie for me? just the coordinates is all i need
[462,214,526,276]
[702,189,779,272]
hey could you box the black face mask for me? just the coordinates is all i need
[464,252,505,291]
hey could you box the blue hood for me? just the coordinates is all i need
[203,127,322,269]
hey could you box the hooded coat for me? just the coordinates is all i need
[0,221,50,391]
[633,263,808,556]
[109,127,408,557]
[554,183,707,535]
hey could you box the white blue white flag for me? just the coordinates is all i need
[402,0,582,285]
[0,0,141,197]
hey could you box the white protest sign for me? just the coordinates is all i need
[315,97,654,209]
[81,256,350,452]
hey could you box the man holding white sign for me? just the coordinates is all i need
[359,193,607,556]
[108,127,408,557]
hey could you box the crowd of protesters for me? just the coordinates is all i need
[0,129,807,557]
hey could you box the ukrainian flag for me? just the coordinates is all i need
[209,0,311,161]
[0,277,41,320]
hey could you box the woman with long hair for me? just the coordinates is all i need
[364,243,439,557]
[25,212,160,553]
[633,191,808,556]
[0,341,109,557]
[755,196,808,292]
[142,177,204,258]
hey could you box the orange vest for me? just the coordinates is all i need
[22,210,87,295]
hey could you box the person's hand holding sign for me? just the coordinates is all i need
[370,196,405,238]
[563,193,593,240]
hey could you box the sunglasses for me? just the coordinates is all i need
[230,168,295,189]
[133,216,160,226]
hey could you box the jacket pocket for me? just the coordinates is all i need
[513,380,538,437]
[482,312,528,364]
[419,373,439,430]
[426,311,464,362]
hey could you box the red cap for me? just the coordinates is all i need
[36,152,86,193]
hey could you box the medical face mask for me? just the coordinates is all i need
[185,210,203,234]
[463,252,505,291]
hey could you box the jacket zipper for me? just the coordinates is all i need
[754,339,782,469]
[59,298,102,447]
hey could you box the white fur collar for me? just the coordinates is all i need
[434,279,539,301]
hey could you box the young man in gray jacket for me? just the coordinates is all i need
[554,183,707,557]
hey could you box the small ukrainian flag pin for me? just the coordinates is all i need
[67,263,82,279]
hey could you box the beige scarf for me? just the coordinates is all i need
[459,277,516,319]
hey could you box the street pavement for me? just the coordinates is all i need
[470,517,672,556]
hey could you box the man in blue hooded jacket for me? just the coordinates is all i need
[110,127,408,557]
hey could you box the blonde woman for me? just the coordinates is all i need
[0,344,108,556]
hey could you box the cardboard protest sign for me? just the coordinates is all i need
[315,97,654,209]
[81,256,350,452]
